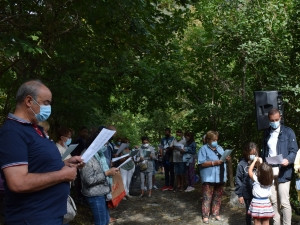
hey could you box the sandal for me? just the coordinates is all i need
[202,217,209,224]
[212,216,223,221]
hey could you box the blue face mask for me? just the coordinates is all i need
[270,121,280,129]
[210,141,218,148]
[249,154,256,161]
[31,99,51,122]
[65,138,72,146]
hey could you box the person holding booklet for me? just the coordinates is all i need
[118,139,135,199]
[137,136,156,198]
[198,131,230,224]
[56,127,73,160]
[261,108,298,225]
[172,129,186,192]
[80,137,119,225]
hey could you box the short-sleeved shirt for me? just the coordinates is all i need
[198,144,227,183]
[0,113,69,223]
[252,174,272,198]
[173,138,186,162]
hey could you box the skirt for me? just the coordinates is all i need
[248,198,274,219]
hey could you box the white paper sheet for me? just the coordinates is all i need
[220,149,233,162]
[174,143,184,150]
[117,157,133,169]
[266,154,283,165]
[112,154,129,162]
[116,143,129,156]
[81,128,116,163]
[61,144,79,160]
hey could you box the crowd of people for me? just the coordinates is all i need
[0,80,300,225]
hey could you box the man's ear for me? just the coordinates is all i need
[24,95,33,107]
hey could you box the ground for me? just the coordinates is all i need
[70,173,254,225]
[0,173,299,225]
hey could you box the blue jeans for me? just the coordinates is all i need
[86,196,110,225]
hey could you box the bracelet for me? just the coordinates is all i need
[212,161,214,167]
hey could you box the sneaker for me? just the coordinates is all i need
[185,186,195,192]
[153,185,158,190]
[126,194,132,199]
[168,186,174,191]
[161,186,169,191]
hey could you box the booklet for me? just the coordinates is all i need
[220,149,233,162]
[130,149,139,157]
[112,154,129,162]
[115,143,129,156]
[141,150,151,158]
[266,154,283,165]
[81,128,116,163]
[61,144,79,160]
[117,157,133,169]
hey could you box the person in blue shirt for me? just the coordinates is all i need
[0,80,83,225]
[198,130,229,224]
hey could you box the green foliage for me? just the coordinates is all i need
[1,0,300,211]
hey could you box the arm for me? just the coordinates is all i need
[3,165,77,193]
[80,159,119,187]
[248,157,259,181]
[294,150,300,174]
[198,146,222,168]
[184,142,196,155]
[283,128,298,166]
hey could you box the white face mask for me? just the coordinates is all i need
[143,143,149,148]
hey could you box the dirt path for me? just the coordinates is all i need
[72,173,300,225]
[109,174,246,225]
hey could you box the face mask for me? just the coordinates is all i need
[249,155,256,161]
[116,141,121,146]
[210,141,218,148]
[270,121,280,129]
[31,99,51,122]
[143,143,149,148]
[65,138,72,146]
[176,136,181,141]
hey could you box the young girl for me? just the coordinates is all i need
[248,157,274,225]
[235,142,259,225]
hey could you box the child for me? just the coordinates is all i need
[248,157,274,225]
[235,142,259,225]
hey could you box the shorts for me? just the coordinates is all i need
[174,162,185,175]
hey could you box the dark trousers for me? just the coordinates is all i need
[244,198,252,225]
[163,161,174,187]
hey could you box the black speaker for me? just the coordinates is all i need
[254,91,284,130]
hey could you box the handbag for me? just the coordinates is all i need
[107,172,126,209]
[139,160,148,171]
[63,195,77,224]
[296,177,300,191]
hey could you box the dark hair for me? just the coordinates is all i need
[257,163,273,186]
[56,127,72,141]
[141,136,149,142]
[205,131,219,143]
[176,129,183,133]
[165,128,171,132]
[243,142,259,161]
[16,80,44,104]
[184,131,195,145]
[268,108,280,118]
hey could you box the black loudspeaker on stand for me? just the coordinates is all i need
[254,91,284,131]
